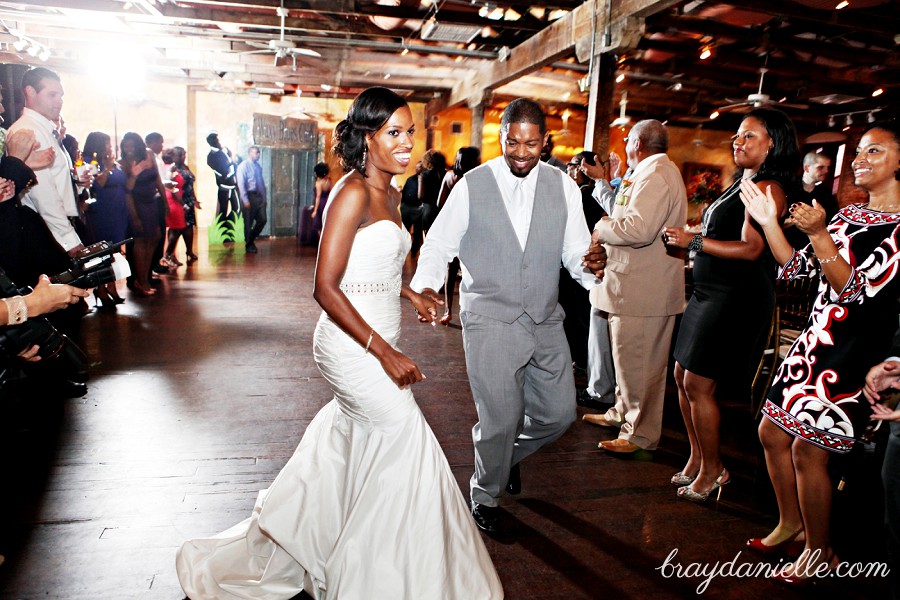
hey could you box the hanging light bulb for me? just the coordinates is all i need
[26,44,40,57]
[867,111,876,123]
[845,114,853,127]
[38,47,50,61]
[699,45,712,60]
[615,72,625,83]
[709,110,719,120]
[13,38,27,52]
[872,88,884,97]
[827,115,835,128]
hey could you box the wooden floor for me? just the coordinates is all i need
[0,236,890,599]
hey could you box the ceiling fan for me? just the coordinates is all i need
[716,67,808,113]
[242,3,322,66]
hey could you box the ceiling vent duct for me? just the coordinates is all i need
[420,18,482,43]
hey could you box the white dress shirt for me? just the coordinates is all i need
[9,107,81,251]
[410,156,596,294]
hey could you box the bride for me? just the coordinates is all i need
[176,87,504,599]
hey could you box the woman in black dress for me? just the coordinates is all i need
[663,108,799,502]
[740,123,900,585]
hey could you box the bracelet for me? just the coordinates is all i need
[2,295,28,325]
[364,329,375,353]
[687,234,704,253]
[819,253,841,265]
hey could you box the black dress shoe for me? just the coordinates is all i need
[246,243,258,254]
[151,264,169,275]
[471,502,501,535]
[506,463,521,495]
[576,388,612,410]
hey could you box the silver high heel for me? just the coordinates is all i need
[677,469,729,503]
[671,471,697,487]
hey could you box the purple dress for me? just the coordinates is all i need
[85,166,129,244]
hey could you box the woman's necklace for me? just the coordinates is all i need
[701,177,746,236]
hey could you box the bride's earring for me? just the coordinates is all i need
[363,145,368,166]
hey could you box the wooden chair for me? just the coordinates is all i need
[750,278,819,416]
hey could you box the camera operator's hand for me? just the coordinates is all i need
[0,177,15,202]
[25,275,90,317]
[17,344,41,362]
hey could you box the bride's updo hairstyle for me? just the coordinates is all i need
[333,87,408,176]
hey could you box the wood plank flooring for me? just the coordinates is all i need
[0,236,890,599]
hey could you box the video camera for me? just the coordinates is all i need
[50,239,132,289]
[0,239,131,369]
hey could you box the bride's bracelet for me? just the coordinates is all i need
[364,329,375,353]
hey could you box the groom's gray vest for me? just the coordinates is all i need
[458,163,566,325]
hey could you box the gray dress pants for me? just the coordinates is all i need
[461,306,577,506]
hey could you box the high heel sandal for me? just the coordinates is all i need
[186,253,198,264]
[93,290,116,311]
[439,311,452,326]
[746,528,805,557]
[677,469,729,503]
[670,471,697,487]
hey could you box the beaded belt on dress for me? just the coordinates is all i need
[339,275,402,296]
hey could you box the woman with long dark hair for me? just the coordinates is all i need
[171,146,200,263]
[82,131,127,307]
[663,108,800,502]
[120,131,166,297]
[177,87,503,600]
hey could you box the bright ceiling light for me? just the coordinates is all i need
[26,44,40,57]
[827,115,836,127]
[835,1,849,8]
[868,111,876,123]
[400,47,409,56]
[503,8,521,21]
[487,7,504,20]
[38,48,50,61]
[709,110,720,120]
[383,73,391,79]
[13,38,27,52]
[615,73,625,83]
[845,114,853,127]
[320,83,332,91]
[699,46,712,60]
[872,88,884,97]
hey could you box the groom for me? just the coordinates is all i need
[411,98,607,535]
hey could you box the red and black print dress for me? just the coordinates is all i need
[763,204,900,453]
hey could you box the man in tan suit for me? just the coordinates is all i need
[584,119,686,453]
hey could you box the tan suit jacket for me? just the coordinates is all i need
[589,153,687,317]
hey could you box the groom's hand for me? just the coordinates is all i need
[414,288,443,324]
[583,239,607,280]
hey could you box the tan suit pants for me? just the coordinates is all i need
[602,313,676,450]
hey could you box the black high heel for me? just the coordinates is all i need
[93,290,116,311]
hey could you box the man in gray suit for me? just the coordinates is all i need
[411,99,607,535]
[583,119,687,454]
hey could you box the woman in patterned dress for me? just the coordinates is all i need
[740,122,900,585]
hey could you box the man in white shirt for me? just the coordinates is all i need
[411,98,606,535]
[9,67,83,256]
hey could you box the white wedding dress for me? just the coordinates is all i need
[176,220,503,600]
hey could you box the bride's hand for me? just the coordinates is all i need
[411,288,443,324]
[378,346,426,388]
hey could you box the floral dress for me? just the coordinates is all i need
[763,204,900,453]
